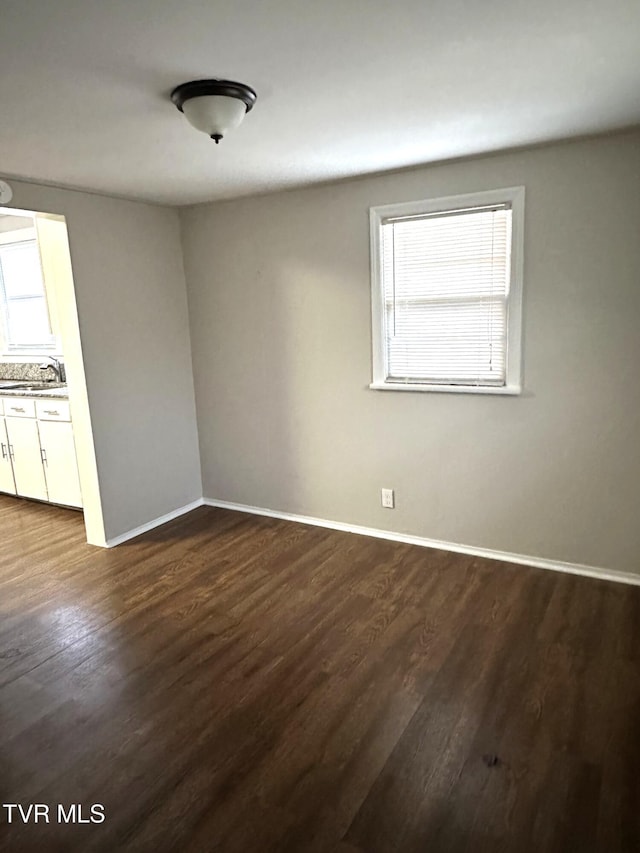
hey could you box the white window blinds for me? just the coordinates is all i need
[0,240,54,348]
[380,204,512,386]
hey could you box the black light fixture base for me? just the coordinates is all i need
[170,79,257,114]
[211,134,223,144]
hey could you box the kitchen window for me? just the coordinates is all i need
[0,234,56,352]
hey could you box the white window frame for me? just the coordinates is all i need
[369,186,525,395]
[0,227,58,355]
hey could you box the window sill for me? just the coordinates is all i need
[3,347,61,358]
[369,381,522,396]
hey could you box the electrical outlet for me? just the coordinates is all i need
[381,488,395,509]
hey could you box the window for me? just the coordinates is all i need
[370,187,524,394]
[0,233,56,351]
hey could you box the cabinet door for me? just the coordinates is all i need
[0,418,17,495]
[37,420,82,508]
[5,417,48,501]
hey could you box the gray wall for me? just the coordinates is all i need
[181,130,640,575]
[7,180,202,543]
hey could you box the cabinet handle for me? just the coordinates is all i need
[44,410,59,416]
[8,444,14,460]
[1,443,7,460]
[11,407,25,413]
[40,448,48,466]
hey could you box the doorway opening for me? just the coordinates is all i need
[0,206,105,545]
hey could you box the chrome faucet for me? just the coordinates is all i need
[39,356,62,381]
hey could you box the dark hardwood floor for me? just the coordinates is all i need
[1,494,639,852]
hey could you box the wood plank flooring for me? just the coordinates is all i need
[1,494,639,852]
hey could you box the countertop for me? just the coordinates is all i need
[0,381,69,400]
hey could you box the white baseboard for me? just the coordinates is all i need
[203,497,640,588]
[106,498,205,548]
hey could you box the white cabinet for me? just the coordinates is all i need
[0,395,82,508]
[37,419,82,508]
[4,416,48,501]
[0,418,17,495]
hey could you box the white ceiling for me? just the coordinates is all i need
[1,0,639,206]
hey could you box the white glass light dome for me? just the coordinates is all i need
[182,95,248,141]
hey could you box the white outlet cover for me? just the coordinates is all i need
[0,180,13,204]
[381,488,395,508]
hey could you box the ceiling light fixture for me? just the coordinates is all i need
[171,79,257,144]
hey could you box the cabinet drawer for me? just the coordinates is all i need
[2,398,36,418]
[35,400,71,422]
